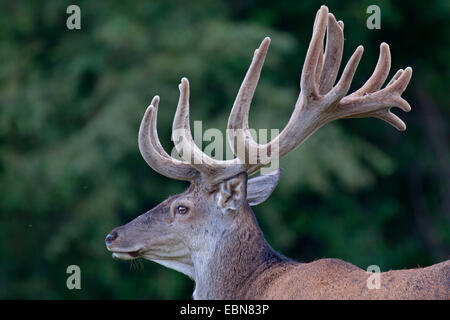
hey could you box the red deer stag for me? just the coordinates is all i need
[106,6,449,299]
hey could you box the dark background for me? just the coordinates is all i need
[0,0,448,299]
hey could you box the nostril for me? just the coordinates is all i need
[105,231,118,245]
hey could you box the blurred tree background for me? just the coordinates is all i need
[0,0,448,299]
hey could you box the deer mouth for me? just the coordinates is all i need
[110,249,143,260]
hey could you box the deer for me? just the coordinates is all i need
[105,6,449,299]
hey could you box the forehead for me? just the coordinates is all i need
[163,183,203,204]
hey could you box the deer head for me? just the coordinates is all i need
[105,6,413,298]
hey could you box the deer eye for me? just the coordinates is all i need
[176,205,189,215]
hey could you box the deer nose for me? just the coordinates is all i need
[105,231,119,246]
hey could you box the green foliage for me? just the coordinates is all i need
[0,0,448,299]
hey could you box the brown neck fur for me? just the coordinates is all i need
[190,203,450,299]
[191,204,287,299]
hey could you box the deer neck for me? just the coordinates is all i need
[191,204,284,299]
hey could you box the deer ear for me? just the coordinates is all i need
[247,168,282,206]
[216,172,248,213]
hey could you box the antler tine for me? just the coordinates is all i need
[173,78,243,185]
[227,37,271,162]
[387,69,404,86]
[318,13,344,95]
[353,43,391,95]
[301,5,329,100]
[139,96,199,181]
[226,37,274,174]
